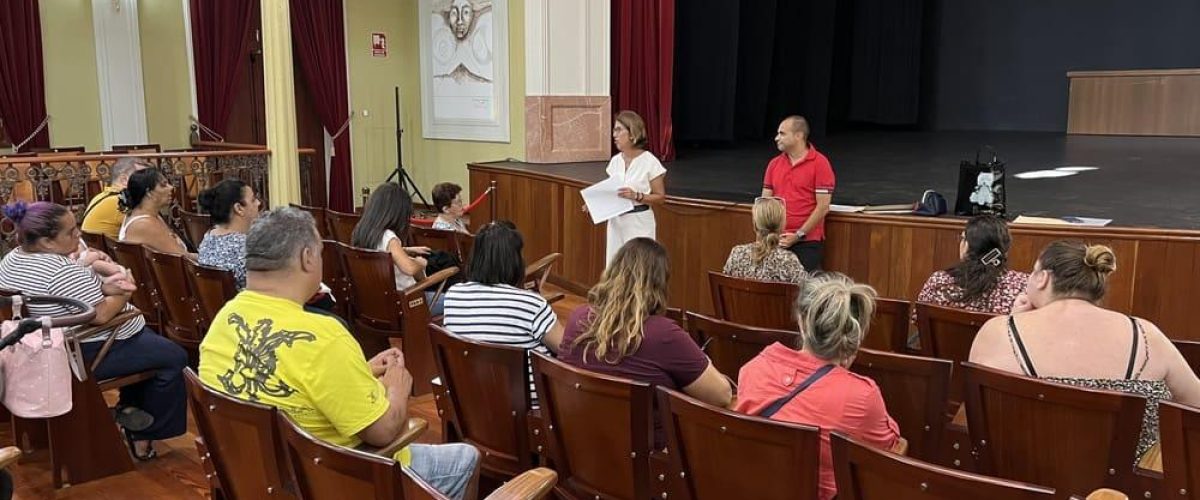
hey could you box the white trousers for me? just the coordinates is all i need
[606,209,657,267]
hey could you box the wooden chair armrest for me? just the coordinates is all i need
[1077,488,1129,500]
[891,437,909,456]
[542,292,565,304]
[484,467,558,500]
[71,308,143,372]
[407,267,460,308]
[0,446,21,470]
[364,417,428,458]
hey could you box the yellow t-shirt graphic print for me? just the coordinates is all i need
[199,291,410,465]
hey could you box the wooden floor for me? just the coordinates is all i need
[2,287,586,500]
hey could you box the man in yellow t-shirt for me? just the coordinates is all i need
[81,157,149,239]
[198,208,478,499]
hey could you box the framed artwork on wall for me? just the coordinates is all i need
[418,0,510,142]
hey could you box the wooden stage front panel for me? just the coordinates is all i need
[469,162,1200,341]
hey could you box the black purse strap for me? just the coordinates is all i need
[757,364,836,418]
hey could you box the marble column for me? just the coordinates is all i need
[260,0,301,206]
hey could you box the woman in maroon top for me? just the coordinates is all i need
[916,214,1028,316]
[560,238,732,447]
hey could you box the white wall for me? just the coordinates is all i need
[525,0,609,96]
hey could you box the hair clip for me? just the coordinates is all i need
[980,248,1003,267]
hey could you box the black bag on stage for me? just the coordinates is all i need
[954,147,1006,216]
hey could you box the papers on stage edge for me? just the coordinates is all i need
[581,176,634,224]
[1013,215,1112,227]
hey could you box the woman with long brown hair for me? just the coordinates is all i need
[559,237,730,447]
[723,196,805,283]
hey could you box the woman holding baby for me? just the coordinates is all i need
[0,201,187,461]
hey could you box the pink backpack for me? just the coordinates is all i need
[0,296,84,419]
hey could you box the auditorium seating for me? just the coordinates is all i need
[1172,339,1200,375]
[145,247,205,363]
[961,362,1147,498]
[107,236,162,331]
[79,230,108,254]
[524,252,563,303]
[179,209,212,250]
[325,209,361,244]
[831,432,1058,499]
[658,386,821,500]
[289,203,330,239]
[708,271,800,330]
[530,351,656,500]
[412,224,473,264]
[684,311,798,382]
[428,324,540,481]
[913,302,996,408]
[334,241,457,394]
[183,259,238,332]
[320,239,352,320]
[850,349,953,463]
[864,298,913,353]
[1158,400,1200,499]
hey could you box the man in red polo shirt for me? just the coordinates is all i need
[761,115,834,271]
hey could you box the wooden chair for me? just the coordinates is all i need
[183,259,238,332]
[428,324,538,481]
[831,431,1057,499]
[183,368,298,500]
[531,351,655,500]
[707,271,800,330]
[1159,400,1200,500]
[320,239,351,320]
[79,230,109,254]
[144,247,205,362]
[107,237,161,331]
[289,203,330,239]
[412,224,472,263]
[1171,339,1200,375]
[277,412,556,500]
[334,241,458,394]
[962,362,1147,498]
[850,349,953,463]
[685,311,798,383]
[864,298,912,353]
[179,209,212,251]
[913,302,996,406]
[657,386,822,500]
[325,209,361,244]
[523,252,563,303]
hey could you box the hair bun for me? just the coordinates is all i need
[2,202,28,224]
[1083,244,1117,274]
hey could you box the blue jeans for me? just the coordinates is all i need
[406,443,479,500]
[426,291,446,317]
[80,327,189,441]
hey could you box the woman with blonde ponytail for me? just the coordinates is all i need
[722,197,805,283]
[560,238,732,448]
[735,273,899,500]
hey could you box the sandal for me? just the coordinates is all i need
[123,428,157,462]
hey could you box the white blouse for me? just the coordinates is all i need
[605,151,666,203]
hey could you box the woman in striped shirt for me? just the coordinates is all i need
[442,221,563,405]
[0,201,188,460]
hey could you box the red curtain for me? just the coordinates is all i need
[291,0,353,212]
[189,0,256,138]
[612,0,676,161]
[0,0,50,151]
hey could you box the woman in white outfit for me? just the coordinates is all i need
[604,110,667,265]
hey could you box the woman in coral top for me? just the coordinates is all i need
[735,273,899,500]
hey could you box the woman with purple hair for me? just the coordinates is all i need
[0,201,187,461]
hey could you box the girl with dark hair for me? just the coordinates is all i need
[351,183,440,312]
[915,215,1028,315]
[0,201,188,461]
[442,221,563,406]
[197,179,262,288]
[119,168,193,258]
[971,240,1200,464]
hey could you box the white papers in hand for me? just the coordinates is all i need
[581,176,634,224]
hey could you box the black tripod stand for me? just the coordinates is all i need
[386,86,428,206]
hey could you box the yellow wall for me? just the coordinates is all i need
[139,1,193,150]
[346,0,525,204]
[40,0,103,150]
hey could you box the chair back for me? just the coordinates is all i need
[531,352,654,500]
[183,368,296,500]
[685,311,798,383]
[289,204,329,239]
[320,239,351,319]
[180,210,212,250]
[707,271,799,330]
[658,386,821,500]
[412,225,470,263]
[107,237,160,329]
[276,412,405,500]
[183,259,238,331]
[144,247,204,349]
[1172,339,1200,375]
[830,432,1056,499]
[1160,400,1200,500]
[80,230,109,254]
[961,362,1146,497]
[335,242,403,331]
[863,298,912,353]
[850,349,952,462]
[913,302,995,405]
[522,253,561,294]
[325,209,360,244]
[429,324,535,478]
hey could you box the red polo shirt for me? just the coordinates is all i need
[762,147,835,241]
